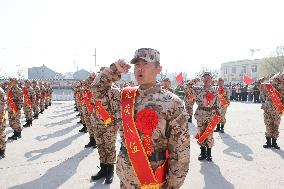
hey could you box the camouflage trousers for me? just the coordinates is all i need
[82,109,95,136]
[185,101,194,116]
[23,105,33,120]
[45,98,49,106]
[33,102,39,115]
[79,105,86,125]
[8,110,22,132]
[263,106,282,139]
[40,99,45,110]
[219,107,228,125]
[0,119,6,150]
[93,123,117,164]
[194,109,215,148]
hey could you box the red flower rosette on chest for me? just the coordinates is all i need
[205,92,214,106]
[135,108,159,156]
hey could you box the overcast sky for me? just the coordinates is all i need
[0,0,284,78]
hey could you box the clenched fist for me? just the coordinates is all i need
[114,59,131,74]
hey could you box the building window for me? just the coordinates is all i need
[224,68,228,75]
[242,65,246,73]
[252,65,257,72]
[232,67,236,74]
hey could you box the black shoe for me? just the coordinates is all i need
[23,120,32,128]
[79,125,87,133]
[206,148,212,162]
[34,114,39,119]
[85,137,96,148]
[74,108,79,112]
[8,131,21,140]
[188,116,192,123]
[0,149,5,159]
[220,124,224,133]
[49,102,51,106]
[76,113,80,117]
[263,137,272,148]
[40,109,44,114]
[272,138,280,149]
[77,120,83,124]
[91,163,106,181]
[105,164,114,184]
[198,146,207,161]
[214,124,220,132]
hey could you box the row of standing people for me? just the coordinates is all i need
[0,79,53,159]
[71,48,283,188]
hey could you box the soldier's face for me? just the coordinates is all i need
[134,60,162,88]
[163,80,170,88]
[203,75,212,87]
[218,80,224,87]
[279,82,284,90]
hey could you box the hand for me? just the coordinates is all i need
[114,59,131,74]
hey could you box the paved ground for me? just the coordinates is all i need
[0,101,283,189]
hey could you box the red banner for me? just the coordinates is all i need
[195,114,221,143]
[121,87,167,188]
[7,90,18,114]
[265,84,284,113]
[23,88,33,109]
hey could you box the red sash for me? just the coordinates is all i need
[7,90,18,114]
[23,88,33,109]
[121,87,168,188]
[186,91,195,102]
[93,98,113,126]
[218,88,229,108]
[195,114,221,143]
[265,84,284,113]
[84,90,94,113]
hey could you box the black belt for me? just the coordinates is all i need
[120,145,167,162]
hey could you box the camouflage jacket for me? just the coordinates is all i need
[23,86,36,106]
[92,64,190,188]
[0,87,7,122]
[7,86,23,111]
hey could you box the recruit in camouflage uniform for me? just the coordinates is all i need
[0,86,7,159]
[77,81,87,132]
[39,82,46,114]
[256,73,284,149]
[183,80,195,123]
[43,83,50,109]
[214,78,230,133]
[32,81,40,119]
[92,48,190,188]
[7,79,23,140]
[184,73,222,161]
[81,76,97,148]
[90,68,120,184]
[47,83,53,106]
[23,81,36,127]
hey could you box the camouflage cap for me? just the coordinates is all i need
[202,71,213,78]
[218,77,224,81]
[130,48,160,65]
[270,72,284,84]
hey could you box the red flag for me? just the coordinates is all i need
[176,72,183,85]
[243,74,254,85]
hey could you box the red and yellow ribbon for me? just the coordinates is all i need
[84,90,94,113]
[265,84,284,113]
[93,98,113,126]
[23,88,33,109]
[195,114,221,143]
[218,88,228,108]
[121,87,167,188]
[7,90,18,114]
[186,91,195,102]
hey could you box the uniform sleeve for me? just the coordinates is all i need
[165,99,190,189]
[18,88,23,109]
[91,64,121,98]
[0,92,7,117]
[226,88,230,105]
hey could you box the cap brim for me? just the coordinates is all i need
[130,57,147,64]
